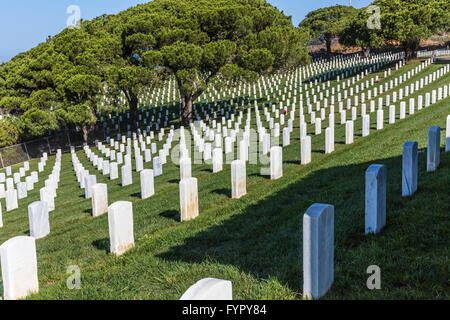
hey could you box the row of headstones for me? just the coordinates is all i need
[81,137,165,184]
[98,71,433,179]
[417,49,450,58]
[189,58,394,125]
[185,74,446,170]
[183,60,436,157]
[189,56,423,139]
[97,52,405,151]
[0,197,326,300]
[200,52,400,105]
[177,150,285,221]
[366,124,447,235]
[311,89,450,167]
[300,58,431,110]
[99,50,398,132]
[258,72,445,151]
[0,199,135,300]
[301,60,444,128]
[100,128,171,164]
[299,71,450,161]
[2,123,442,300]
[186,56,396,137]
[286,125,447,299]
[0,155,47,200]
[0,153,58,232]
[1,118,442,302]
[91,56,441,186]
[177,112,450,223]
[179,57,406,147]
[1,153,60,222]
[90,75,446,191]
[129,51,398,134]
[84,142,275,224]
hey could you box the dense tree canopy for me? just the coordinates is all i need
[377,0,449,59]
[342,0,450,59]
[299,5,358,54]
[1,0,447,147]
[119,0,310,124]
[0,117,20,148]
[340,6,385,58]
[0,0,310,145]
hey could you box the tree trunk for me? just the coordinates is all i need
[88,122,95,145]
[404,42,419,61]
[82,125,89,144]
[81,123,96,145]
[326,39,332,56]
[363,47,371,58]
[181,94,194,126]
[129,95,138,131]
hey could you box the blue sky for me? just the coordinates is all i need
[0,0,373,64]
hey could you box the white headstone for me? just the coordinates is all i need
[180,177,199,221]
[427,126,440,172]
[212,148,223,173]
[231,160,246,199]
[180,158,192,180]
[301,136,311,165]
[92,183,108,217]
[140,169,155,199]
[28,201,50,239]
[446,115,450,152]
[325,127,334,154]
[402,141,418,197]
[345,121,354,144]
[270,146,283,180]
[5,189,18,212]
[110,162,119,180]
[365,165,387,234]
[84,175,97,199]
[0,236,39,300]
[303,204,334,299]
[121,165,132,186]
[153,156,163,177]
[180,278,232,300]
[17,182,27,200]
[40,187,55,212]
[108,201,134,256]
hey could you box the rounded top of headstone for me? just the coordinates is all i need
[304,203,334,219]
[180,278,232,300]
[0,236,35,250]
[109,201,132,211]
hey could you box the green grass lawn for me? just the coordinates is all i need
[0,60,448,300]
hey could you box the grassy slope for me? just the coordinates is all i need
[0,60,448,300]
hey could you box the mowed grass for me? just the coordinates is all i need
[0,61,449,300]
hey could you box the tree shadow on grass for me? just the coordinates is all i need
[248,173,270,180]
[130,192,141,198]
[92,238,110,253]
[160,210,180,221]
[212,188,232,198]
[157,148,449,298]
[285,160,301,165]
